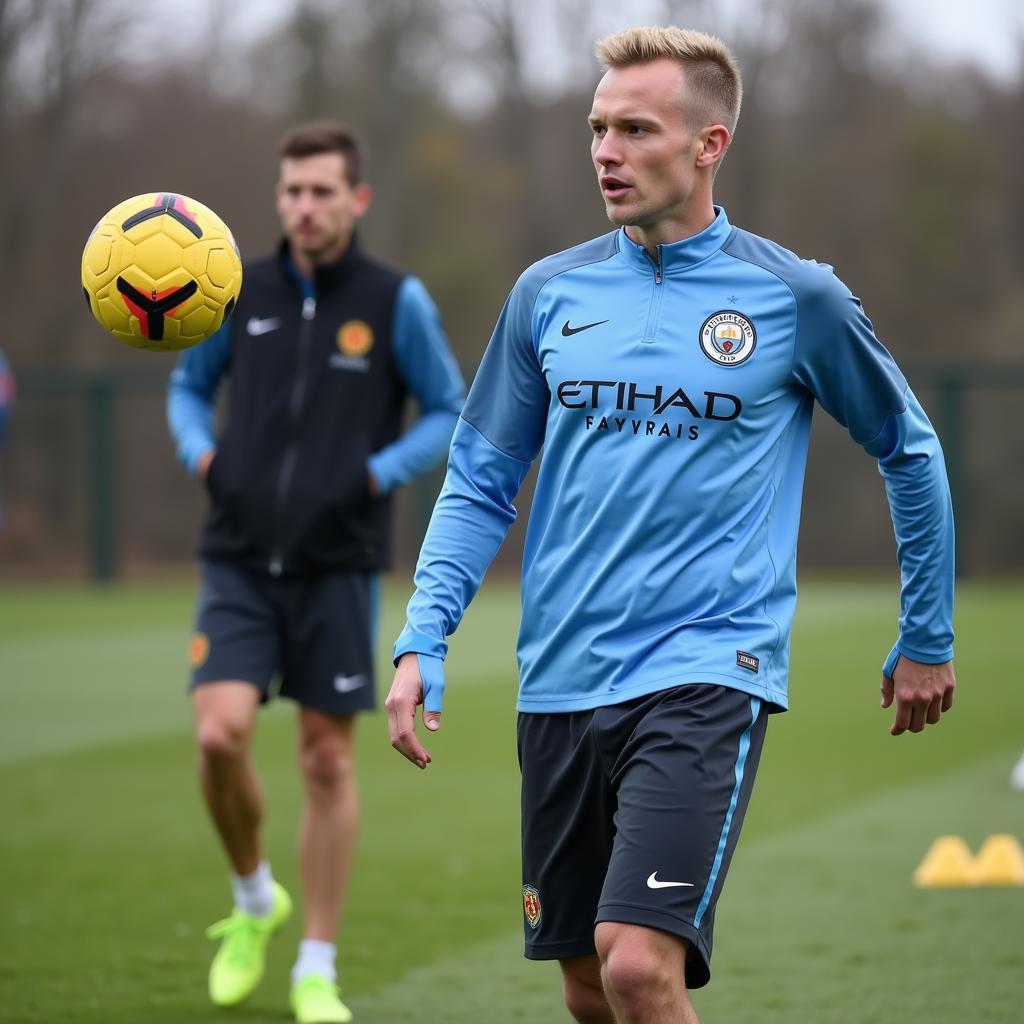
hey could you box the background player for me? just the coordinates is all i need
[168,121,465,1024]
[385,26,955,1024]
[0,348,12,532]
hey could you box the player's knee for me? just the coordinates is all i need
[562,975,609,1023]
[601,948,659,1008]
[300,737,353,793]
[597,926,675,1012]
[196,717,248,764]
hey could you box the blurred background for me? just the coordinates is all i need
[0,0,1021,579]
[2,5,1023,1023]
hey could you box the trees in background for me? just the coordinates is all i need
[1,0,1021,571]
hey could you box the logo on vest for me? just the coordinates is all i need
[331,319,374,372]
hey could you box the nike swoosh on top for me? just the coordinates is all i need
[247,316,282,336]
[561,319,609,336]
[646,872,694,889]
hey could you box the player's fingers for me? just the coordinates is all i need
[394,716,431,769]
[423,710,442,732]
[385,691,431,769]
[890,698,911,736]
[908,702,927,733]
[926,694,943,725]
[942,685,954,712]
[880,674,894,709]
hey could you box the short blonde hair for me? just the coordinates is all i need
[595,26,742,135]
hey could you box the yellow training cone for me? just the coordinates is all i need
[971,834,1024,886]
[912,835,976,887]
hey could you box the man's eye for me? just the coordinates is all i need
[591,125,605,136]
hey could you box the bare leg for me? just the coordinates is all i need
[596,922,699,1024]
[193,682,264,875]
[560,954,616,1023]
[296,708,358,940]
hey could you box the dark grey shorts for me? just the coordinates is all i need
[518,683,767,989]
[189,559,377,714]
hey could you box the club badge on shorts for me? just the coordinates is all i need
[189,632,210,668]
[699,310,756,366]
[523,884,542,929]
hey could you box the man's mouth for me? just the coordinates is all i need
[601,176,631,198]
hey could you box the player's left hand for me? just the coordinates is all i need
[881,656,955,735]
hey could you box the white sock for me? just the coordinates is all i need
[230,860,274,917]
[292,939,337,984]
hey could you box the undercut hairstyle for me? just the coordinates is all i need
[278,121,365,186]
[595,26,743,136]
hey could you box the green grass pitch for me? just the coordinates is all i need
[1,576,1022,1023]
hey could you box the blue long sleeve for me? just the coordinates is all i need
[395,418,533,660]
[366,277,465,494]
[0,350,12,442]
[876,394,955,663]
[788,268,954,663]
[166,325,231,475]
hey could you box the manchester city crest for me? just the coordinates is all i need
[699,310,756,366]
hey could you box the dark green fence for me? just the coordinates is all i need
[5,361,1023,581]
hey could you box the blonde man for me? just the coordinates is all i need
[387,27,955,1024]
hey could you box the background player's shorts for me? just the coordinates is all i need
[518,683,767,989]
[189,559,377,715]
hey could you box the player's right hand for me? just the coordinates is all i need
[197,448,216,481]
[386,652,444,769]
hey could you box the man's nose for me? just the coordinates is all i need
[594,133,621,166]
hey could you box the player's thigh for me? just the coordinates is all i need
[596,684,768,990]
[280,571,376,715]
[189,559,281,700]
[518,709,614,961]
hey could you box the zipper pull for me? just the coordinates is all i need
[302,296,316,320]
[654,245,663,284]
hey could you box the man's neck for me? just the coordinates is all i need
[625,209,715,257]
[289,234,352,280]
[624,194,716,257]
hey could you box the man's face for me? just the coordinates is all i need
[589,58,706,237]
[275,152,370,264]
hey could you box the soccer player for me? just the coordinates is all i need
[168,121,465,1024]
[0,348,12,531]
[386,27,956,1024]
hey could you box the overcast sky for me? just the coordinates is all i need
[140,0,1024,85]
[884,0,1020,79]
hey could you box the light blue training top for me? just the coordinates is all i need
[395,207,955,714]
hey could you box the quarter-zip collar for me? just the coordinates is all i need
[618,205,733,277]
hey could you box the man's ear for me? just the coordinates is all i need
[696,124,731,170]
[353,182,373,218]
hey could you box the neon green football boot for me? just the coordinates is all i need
[290,972,354,1024]
[205,881,292,1006]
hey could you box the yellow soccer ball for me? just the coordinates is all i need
[82,192,242,351]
